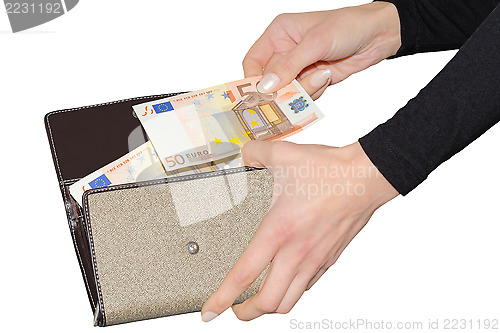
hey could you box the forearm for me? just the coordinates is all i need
[359,3,500,195]
[376,0,500,56]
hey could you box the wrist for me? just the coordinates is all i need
[365,1,402,57]
[339,142,399,209]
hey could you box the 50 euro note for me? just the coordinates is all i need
[69,141,164,206]
[132,77,323,172]
[68,141,242,206]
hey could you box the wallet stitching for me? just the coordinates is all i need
[46,93,180,323]
[83,204,107,326]
[61,178,82,183]
[82,166,256,197]
[44,93,178,117]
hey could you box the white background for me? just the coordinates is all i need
[1,1,499,332]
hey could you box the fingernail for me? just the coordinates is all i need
[201,311,218,322]
[257,73,280,93]
[309,69,331,88]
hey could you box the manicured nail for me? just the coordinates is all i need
[310,69,331,88]
[201,311,218,322]
[257,73,280,93]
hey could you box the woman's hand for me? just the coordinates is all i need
[201,141,399,321]
[243,2,401,99]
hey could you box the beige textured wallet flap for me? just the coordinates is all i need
[83,168,273,326]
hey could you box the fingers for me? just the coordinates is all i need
[306,266,328,290]
[241,140,278,168]
[263,53,284,74]
[230,238,312,320]
[256,35,325,93]
[201,208,282,322]
[275,272,312,314]
[297,69,332,100]
[243,31,276,78]
[306,238,349,290]
[231,238,331,320]
[274,228,340,312]
[231,255,297,320]
[243,53,265,78]
[231,217,340,320]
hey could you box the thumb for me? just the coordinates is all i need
[241,140,277,169]
[257,35,324,93]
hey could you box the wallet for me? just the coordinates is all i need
[45,93,273,326]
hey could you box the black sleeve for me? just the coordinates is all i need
[358,3,500,195]
[376,0,500,56]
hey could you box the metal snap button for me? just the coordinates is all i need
[187,241,199,254]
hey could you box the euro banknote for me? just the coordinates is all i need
[69,141,243,206]
[69,141,164,206]
[132,77,323,172]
